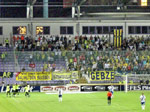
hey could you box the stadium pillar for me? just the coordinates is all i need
[43,0,48,18]
[0,0,2,17]
[30,5,33,18]
[27,3,30,18]
[77,6,80,18]
[27,2,33,18]
[72,6,75,18]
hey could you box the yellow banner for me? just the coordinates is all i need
[90,71,115,81]
[53,71,78,80]
[16,72,52,81]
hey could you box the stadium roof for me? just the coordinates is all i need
[0,0,150,18]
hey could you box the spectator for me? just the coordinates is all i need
[21,35,25,45]
[5,38,9,48]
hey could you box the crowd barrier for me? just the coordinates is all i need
[40,84,80,93]
[0,86,40,93]
[0,84,150,93]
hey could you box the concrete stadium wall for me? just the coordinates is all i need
[0,19,150,44]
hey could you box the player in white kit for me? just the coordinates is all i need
[58,89,63,102]
[140,93,146,110]
[108,85,114,98]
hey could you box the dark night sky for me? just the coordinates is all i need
[0,0,63,3]
[0,0,148,18]
[0,0,72,18]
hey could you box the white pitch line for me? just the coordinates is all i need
[45,92,95,94]
[12,97,20,103]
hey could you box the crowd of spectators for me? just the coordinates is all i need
[14,49,150,75]
[1,35,150,75]
[12,35,150,51]
[65,50,150,75]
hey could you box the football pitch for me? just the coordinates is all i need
[0,91,150,112]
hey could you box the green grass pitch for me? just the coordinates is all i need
[0,91,150,112]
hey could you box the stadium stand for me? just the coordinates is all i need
[12,35,150,51]
[0,35,150,75]
[0,0,150,86]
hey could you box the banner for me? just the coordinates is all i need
[81,85,150,92]
[81,85,120,92]
[0,72,13,78]
[53,71,78,80]
[67,85,80,92]
[113,29,123,48]
[90,71,115,81]
[128,85,150,91]
[16,72,52,81]
[0,86,40,93]
[40,85,80,93]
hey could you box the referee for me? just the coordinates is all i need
[107,90,112,105]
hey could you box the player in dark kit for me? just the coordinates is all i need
[12,84,16,97]
[107,91,112,105]
[15,83,20,95]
